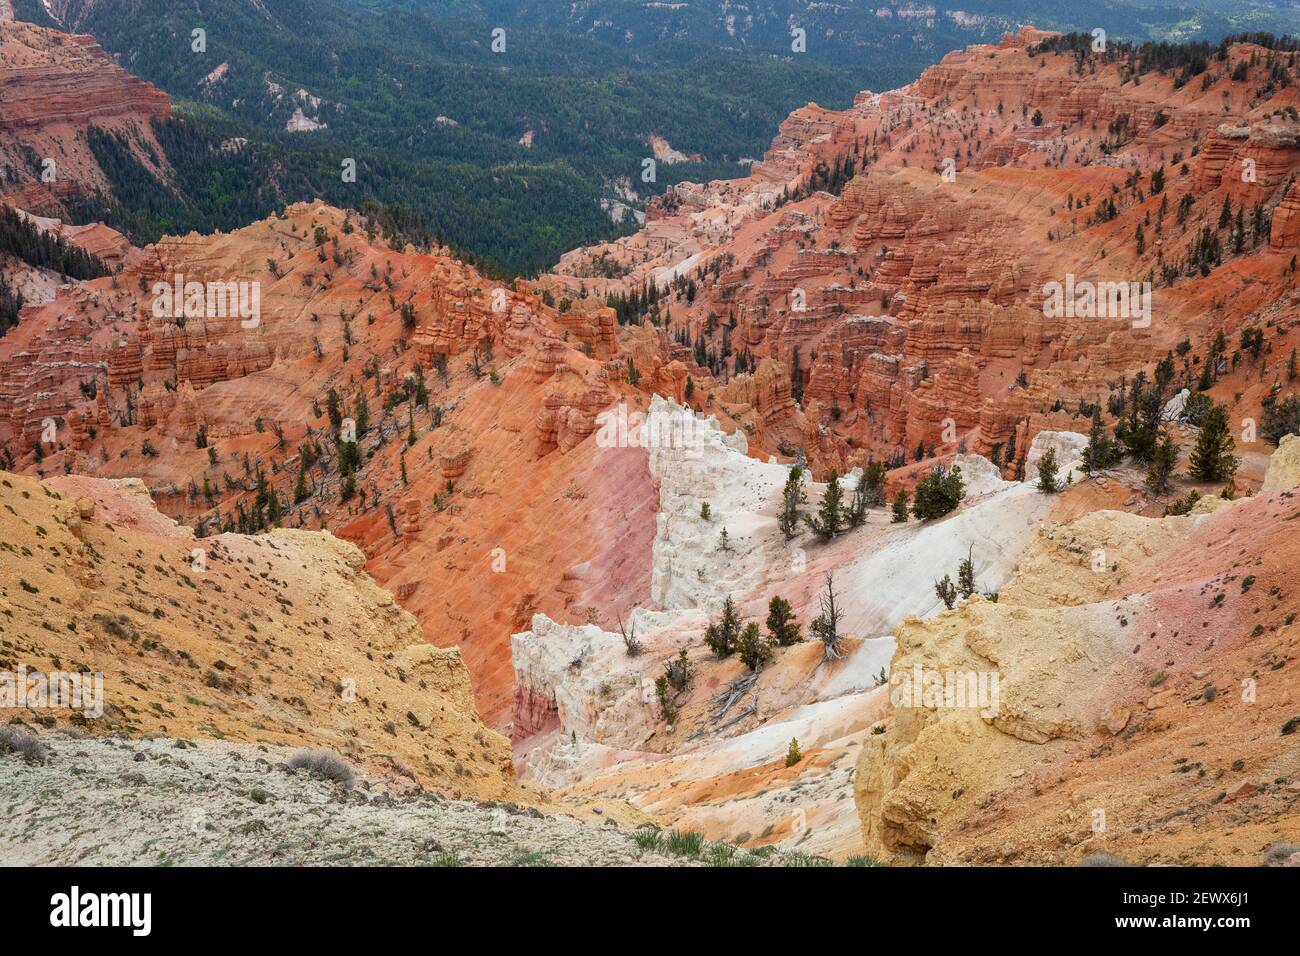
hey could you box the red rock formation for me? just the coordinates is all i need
[65,407,89,450]
[552,300,618,359]
[553,28,1300,478]
[0,21,171,211]
[1272,181,1300,250]
[137,381,166,429]
[659,359,688,404]
[440,448,472,482]
[403,497,421,535]
[536,367,611,455]
[1196,122,1300,199]
[107,338,143,389]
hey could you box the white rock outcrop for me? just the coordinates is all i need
[1025,430,1090,480]
[645,395,790,612]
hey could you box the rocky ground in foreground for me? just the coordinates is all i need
[0,730,859,867]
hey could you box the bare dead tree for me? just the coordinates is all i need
[618,611,642,657]
[466,346,485,380]
[811,572,843,662]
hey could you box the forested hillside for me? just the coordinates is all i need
[22,0,1300,272]
[28,0,892,272]
[0,206,109,336]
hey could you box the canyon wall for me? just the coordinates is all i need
[0,20,171,210]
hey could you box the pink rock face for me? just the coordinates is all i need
[402,498,421,534]
[1271,182,1300,250]
[512,681,560,740]
[0,21,171,212]
[0,27,170,134]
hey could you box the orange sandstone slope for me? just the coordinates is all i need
[554,27,1300,481]
[0,19,171,213]
[0,468,525,800]
[0,201,666,728]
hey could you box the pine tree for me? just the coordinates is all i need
[1261,395,1300,445]
[1154,352,1175,396]
[664,649,691,692]
[1036,448,1061,493]
[777,465,806,540]
[805,469,845,540]
[934,574,958,609]
[1145,430,1178,495]
[912,464,965,519]
[736,622,772,671]
[326,388,343,431]
[617,614,641,657]
[810,573,843,662]
[847,460,885,526]
[704,595,743,658]
[891,489,910,523]
[655,675,676,723]
[957,547,976,599]
[785,738,803,768]
[354,393,370,436]
[1082,410,1117,474]
[1189,403,1238,482]
[1122,386,1163,463]
[413,365,428,407]
[766,596,803,646]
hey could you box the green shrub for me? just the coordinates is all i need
[665,830,705,857]
[785,737,803,768]
[633,828,664,852]
[912,464,964,520]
